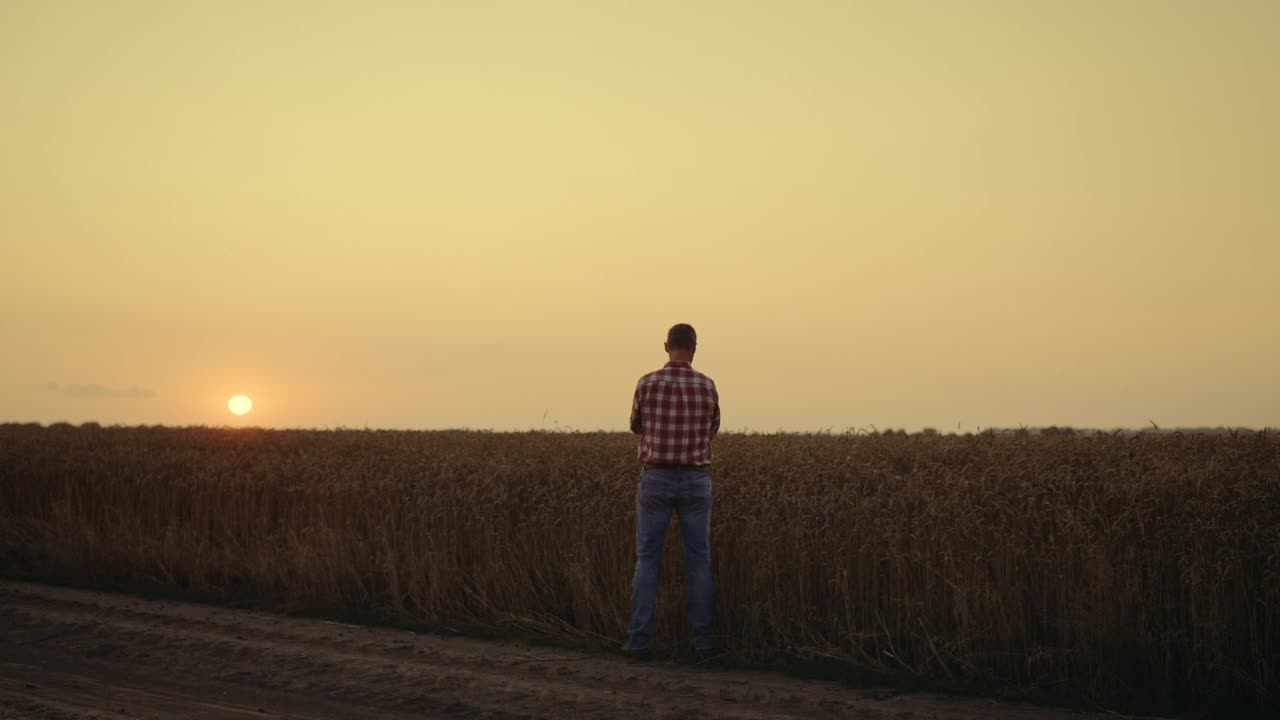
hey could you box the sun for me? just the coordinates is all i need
[228,395,253,416]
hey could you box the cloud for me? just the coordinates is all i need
[40,382,156,399]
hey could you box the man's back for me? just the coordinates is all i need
[625,323,719,655]
[630,361,720,466]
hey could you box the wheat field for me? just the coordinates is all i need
[1,423,1276,712]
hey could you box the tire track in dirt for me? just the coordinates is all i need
[1,581,1121,719]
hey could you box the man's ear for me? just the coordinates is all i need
[663,342,670,353]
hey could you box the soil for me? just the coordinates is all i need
[1,580,1124,719]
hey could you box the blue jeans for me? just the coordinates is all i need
[627,467,714,651]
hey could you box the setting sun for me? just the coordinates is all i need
[228,395,252,416]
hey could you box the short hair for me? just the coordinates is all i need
[667,323,697,351]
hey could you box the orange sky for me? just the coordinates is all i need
[2,1,1277,431]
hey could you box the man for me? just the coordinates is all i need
[625,323,721,657]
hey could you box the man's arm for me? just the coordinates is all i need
[630,383,644,435]
[710,385,720,438]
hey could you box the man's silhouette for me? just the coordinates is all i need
[625,323,720,656]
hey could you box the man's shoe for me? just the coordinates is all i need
[621,644,653,661]
[693,647,723,664]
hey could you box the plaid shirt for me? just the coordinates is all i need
[630,361,720,466]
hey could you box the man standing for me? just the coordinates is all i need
[625,323,720,656]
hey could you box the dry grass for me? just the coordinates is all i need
[1,423,1277,712]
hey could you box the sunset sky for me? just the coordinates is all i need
[2,1,1277,432]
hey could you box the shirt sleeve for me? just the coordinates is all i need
[630,381,644,434]
[709,383,720,438]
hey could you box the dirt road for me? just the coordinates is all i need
[1,580,1119,719]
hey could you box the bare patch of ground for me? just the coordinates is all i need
[0,581,1128,719]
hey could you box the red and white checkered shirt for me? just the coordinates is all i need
[630,361,720,466]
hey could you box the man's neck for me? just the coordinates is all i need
[667,353,694,365]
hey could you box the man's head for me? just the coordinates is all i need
[664,323,697,362]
